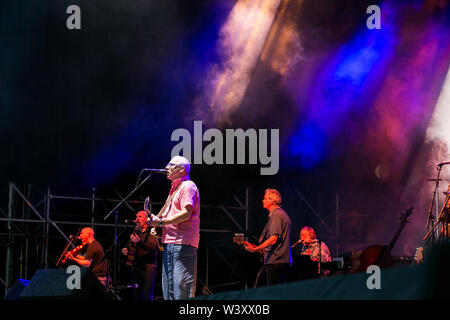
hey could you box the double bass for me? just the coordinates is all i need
[350,206,413,273]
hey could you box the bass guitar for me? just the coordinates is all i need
[233,233,263,254]
[232,233,245,245]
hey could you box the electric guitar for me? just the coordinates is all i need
[233,233,263,254]
[144,196,164,252]
[232,233,246,245]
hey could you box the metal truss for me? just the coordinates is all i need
[0,182,250,298]
[294,188,381,258]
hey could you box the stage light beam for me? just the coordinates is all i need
[425,65,450,158]
[201,0,282,125]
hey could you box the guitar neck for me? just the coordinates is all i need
[386,223,406,254]
[386,207,413,254]
[127,225,140,246]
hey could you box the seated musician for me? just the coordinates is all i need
[298,226,332,276]
[67,227,108,286]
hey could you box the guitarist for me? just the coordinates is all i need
[121,210,159,300]
[148,156,200,300]
[243,189,292,286]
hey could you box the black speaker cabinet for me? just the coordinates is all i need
[19,267,107,300]
[4,279,30,300]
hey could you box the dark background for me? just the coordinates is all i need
[1,0,450,298]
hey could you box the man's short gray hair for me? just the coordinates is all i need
[169,156,191,175]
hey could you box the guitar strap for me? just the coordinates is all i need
[259,208,278,243]
[259,217,270,244]
[156,180,185,219]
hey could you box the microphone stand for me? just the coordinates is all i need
[56,235,76,267]
[99,241,125,301]
[291,239,303,248]
[318,240,322,275]
[424,165,443,242]
[424,190,450,242]
[56,228,81,267]
[103,172,153,221]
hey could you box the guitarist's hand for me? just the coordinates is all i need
[243,242,262,254]
[149,214,162,227]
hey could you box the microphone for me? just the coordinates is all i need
[291,239,303,248]
[125,217,152,224]
[127,283,139,289]
[143,168,168,174]
[437,161,450,167]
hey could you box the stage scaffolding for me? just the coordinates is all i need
[0,182,250,298]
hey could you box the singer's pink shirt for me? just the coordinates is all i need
[161,176,200,248]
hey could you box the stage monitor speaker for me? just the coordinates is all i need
[19,267,107,300]
[194,244,450,300]
[4,279,30,300]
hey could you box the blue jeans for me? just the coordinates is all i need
[162,244,197,300]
